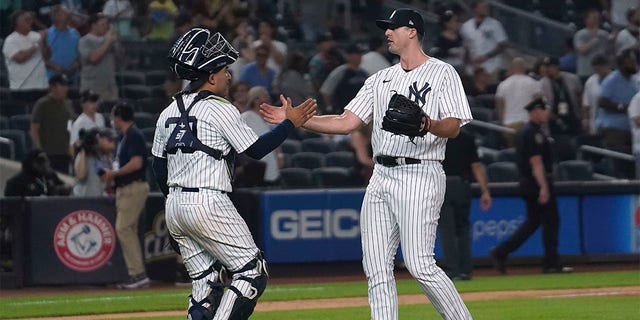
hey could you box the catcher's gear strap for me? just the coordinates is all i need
[165,91,225,160]
[225,253,268,320]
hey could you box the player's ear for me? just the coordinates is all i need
[207,73,216,86]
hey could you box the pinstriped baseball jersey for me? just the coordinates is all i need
[346,57,472,159]
[152,93,259,192]
[348,57,473,319]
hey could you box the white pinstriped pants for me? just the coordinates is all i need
[361,162,472,320]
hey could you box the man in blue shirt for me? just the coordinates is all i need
[45,5,80,84]
[597,48,638,177]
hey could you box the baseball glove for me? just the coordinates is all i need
[381,92,431,142]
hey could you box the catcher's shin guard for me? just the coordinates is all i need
[188,262,228,320]
[216,252,269,320]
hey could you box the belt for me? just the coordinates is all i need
[375,155,423,167]
[170,187,226,194]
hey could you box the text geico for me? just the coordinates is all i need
[271,209,360,240]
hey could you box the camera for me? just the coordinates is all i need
[77,128,99,154]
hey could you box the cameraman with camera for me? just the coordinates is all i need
[72,127,116,196]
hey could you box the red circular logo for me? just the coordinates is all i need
[53,210,116,272]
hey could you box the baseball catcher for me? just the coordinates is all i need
[382,92,431,142]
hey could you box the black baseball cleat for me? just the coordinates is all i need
[542,266,574,274]
[489,247,507,274]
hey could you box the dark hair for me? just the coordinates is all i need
[590,54,608,67]
[439,10,456,27]
[616,48,638,67]
[10,9,30,29]
[87,13,108,26]
[112,101,134,121]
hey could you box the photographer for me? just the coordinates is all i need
[72,127,116,196]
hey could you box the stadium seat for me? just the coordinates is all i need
[133,112,157,129]
[0,129,27,160]
[120,84,152,100]
[145,70,168,86]
[298,129,323,140]
[116,70,146,86]
[486,161,519,182]
[137,97,170,114]
[146,156,159,192]
[497,148,517,162]
[0,99,29,117]
[301,138,335,153]
[0,87,10,100]
[313,167,354,188]
[98,100,118,113]
[324,151,356,168]
[470,106,496,122]
[289,152,324,169]
[10,89,47,105]
[0,116,8,130]
[552,134,578,162]
[334,139,352,152]
[279,167,314,188]
[9,114,31,133]
[474,94,496,109]
[557,160,593,181]
[141,127,156,143]
[478,147,499,165]
[281,139,302,154]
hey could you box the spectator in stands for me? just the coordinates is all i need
[540,57,583,135]
[69,90,105,151]
[273,51,314,106]
[558,37,577,74]
[102,0,136,40]
[629,92,640,179]
[614,8,639,56]
[78,13,122,102]
[241,86,283,186]
[574,9,610,82]
[72,127,116,196]
[597,49,638,176]
[433,10,465,74]
[464,66,497,97]
[360,36,392,76]
[147,0,178,40]
[582,55,611,135]
[101,101,150,289]
[308,32,342,92]
[459,0,508,77]
[44,5,80,85]
[607,0,636,30]
[30,74,75,173]
[320,43,368,114]
[229,81,251,112]
[239,44,277,94]
[229,20,256,83]
[495,57,543,147]
[440,129,491,281]
[252,19,287,74]
[528,57,548,81]
[4,149,71,197]
[349,122,373,185]
[2,9,49,91]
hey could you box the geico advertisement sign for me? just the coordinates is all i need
[270,209,360,240]
[472,215,525,241]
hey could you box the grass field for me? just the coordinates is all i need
[1,270,638,319]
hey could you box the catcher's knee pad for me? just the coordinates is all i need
[227,253,269,320]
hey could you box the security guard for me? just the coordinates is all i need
[490,97,573,274]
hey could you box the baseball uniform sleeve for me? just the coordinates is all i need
[213,103,259,154]
[344,75,375,124]
[151,107,170,158]
[438,64,472,126]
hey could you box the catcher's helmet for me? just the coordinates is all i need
[168,28,239,81]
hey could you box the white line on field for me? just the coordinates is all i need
[543,291,637,298]
[2,287,327,306]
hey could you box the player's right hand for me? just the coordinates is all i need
[284,95,317,127]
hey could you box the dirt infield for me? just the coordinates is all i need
[18,286,640,320]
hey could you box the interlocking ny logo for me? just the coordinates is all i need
[408,81,431,105]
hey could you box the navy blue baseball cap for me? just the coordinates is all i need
[376,8,425,35]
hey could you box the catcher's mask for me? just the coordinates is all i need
[168,28,239,81]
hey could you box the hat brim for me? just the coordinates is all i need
[376,20,399,31]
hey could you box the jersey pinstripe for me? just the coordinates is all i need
[346,58,472,159]
[152,93,259,192]
[348,57,473,320]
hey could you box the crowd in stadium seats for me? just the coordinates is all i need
[0,0,638,196]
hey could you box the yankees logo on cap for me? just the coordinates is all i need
[376,8,425,35]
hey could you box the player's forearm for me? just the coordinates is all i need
[471,162,490,195]
[303,112,362,135]
[428,118,461,138]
